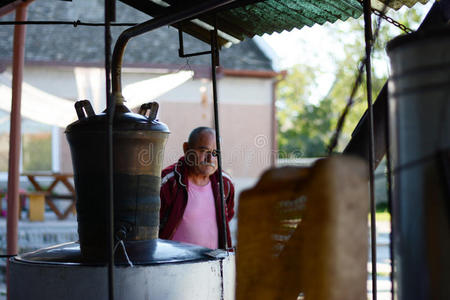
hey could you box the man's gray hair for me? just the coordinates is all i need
[188,127,215,147]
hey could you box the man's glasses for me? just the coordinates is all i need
[194,147,218,157]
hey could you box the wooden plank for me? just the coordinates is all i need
[236,156,369,300]
[28,192,45,222]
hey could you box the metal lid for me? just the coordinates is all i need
[65,100,170,133]
[386,26,450,53]
[14,240,227,266]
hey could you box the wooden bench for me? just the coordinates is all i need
[22,172,76,220]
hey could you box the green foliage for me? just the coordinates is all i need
[277,5,428,157]
[278,69,336,157]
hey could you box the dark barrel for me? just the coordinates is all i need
[387,27,450,300]
[65,101,169,260]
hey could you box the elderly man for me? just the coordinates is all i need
[159,127,235,249]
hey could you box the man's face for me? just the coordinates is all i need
[185,132,218,177]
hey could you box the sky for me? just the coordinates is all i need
[262,24,342,103]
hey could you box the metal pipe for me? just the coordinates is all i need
[178,28,212,58]
[105,0,115,299]
[0,21,137,26]
[385,75,394,300]
[363,0,377,299]
[6,3,28,299]
[111,0,237,99]
[109,0,116,23]
[210,27,228,250]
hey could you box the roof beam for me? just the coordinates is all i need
[119,0,232,45]
[0,0,32,17]
[119,0,258,45]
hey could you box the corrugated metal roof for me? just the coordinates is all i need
[372,0,430,10]
[119,0,430,45]
[219,0,364,37]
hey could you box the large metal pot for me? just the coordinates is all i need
[65,100,169,260]
[387,27,450,300]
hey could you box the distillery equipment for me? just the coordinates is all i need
[8,99,235,299]
[387,27,450,300]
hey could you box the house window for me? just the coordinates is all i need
[22,132,52,171]
[0,133,9,172]
[0,111,54,173]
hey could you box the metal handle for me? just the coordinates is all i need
[74,100,96,120]
[138,102,159,121]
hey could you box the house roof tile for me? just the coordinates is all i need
[0,0,274,71]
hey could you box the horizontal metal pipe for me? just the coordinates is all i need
[111,0,237,98]
[0,21,137,26]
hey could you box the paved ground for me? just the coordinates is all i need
[368,221,392,300]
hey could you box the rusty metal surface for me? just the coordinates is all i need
[236,156,369,300]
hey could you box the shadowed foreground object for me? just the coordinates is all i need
[387,26,450,300]
[237,156,368,300]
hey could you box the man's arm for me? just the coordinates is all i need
[225,180,235,222]
[159,171,175,234]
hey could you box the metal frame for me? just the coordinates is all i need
[210,25,229,250]
[362,1,377,299]
[104,1,115,300]
[177,22,229,249]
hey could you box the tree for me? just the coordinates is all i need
[277,65,336,157]
[277,4,429,157]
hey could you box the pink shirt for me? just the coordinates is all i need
[172,180,218,249]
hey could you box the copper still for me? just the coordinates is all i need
[65,100,169,260]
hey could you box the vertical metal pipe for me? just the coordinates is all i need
[6,3,28,299]
[110,0,116,23]
[210,28,228,250]
[385,86,395,300]
[105,1,115,299]
[363,0,377,299]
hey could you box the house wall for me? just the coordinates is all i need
[13,66,275,181]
